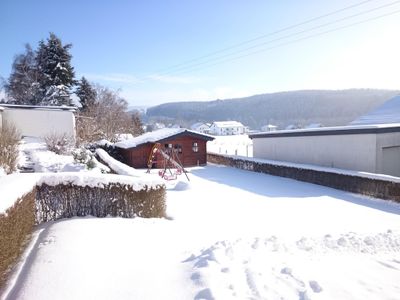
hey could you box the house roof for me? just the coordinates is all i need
[190,122,210,130]
[0,104,77,112]
[212,121,244,128]
[114,128,214,149]
[350,95,400,125]
[249,123,400,139]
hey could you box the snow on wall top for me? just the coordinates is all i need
[212,121,244,128]
[114,128,214,149]
[350,95,400,125]
[0,106,4,111]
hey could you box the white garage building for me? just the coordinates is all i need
[250,124,400,177]
[0,104,76,139]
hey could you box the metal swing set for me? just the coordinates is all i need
[146,143,190,181]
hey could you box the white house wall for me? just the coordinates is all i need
[3,108,75,139]
[252,134,378,173]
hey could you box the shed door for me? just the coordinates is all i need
[382,146,400,177]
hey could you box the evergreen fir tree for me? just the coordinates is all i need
[36,33,75,105]
[76,76,96,111]
[6,44,41,105]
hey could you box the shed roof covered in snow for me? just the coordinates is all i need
[114,128,214,149]
[350,95,400,125]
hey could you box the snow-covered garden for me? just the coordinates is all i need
[207,134,253,157]
[2,155,400,299]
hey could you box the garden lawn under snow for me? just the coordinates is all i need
[3,165,400,300]
[207,135,253,157]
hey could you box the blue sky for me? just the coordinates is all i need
[1,0,399,106]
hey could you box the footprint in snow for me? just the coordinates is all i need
[194,288,215,300]
[191,272,204,286]
[337,237,347,247]
[309,280,323,293]
[221,267,230,273]
[251,238,260,249]
[281,267,292,275]
[299,290,311,300]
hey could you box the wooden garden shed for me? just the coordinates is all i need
[114,128,214,168]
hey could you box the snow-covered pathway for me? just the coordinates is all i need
[4,165,400,300]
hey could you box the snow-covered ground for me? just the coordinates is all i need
[3,164,400,300]
[18,137,107,174]
[207,135,253,157]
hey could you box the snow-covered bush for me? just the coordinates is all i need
[86,158,96,170]
[72,148,110,172]
[72,148,92,164]
[72,147,94,169]
[0,122,21,174]
[44,132,74,155]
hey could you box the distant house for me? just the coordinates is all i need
[114,128,214,168]
[190,122,211,134]
[261,124,278,132]
[0,104,76,139]
[209,121,245,136]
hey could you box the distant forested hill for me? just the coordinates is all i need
[145,89,399,129]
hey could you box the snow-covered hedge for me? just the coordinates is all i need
[36,173,166,222]
[0,190,36,290]
[95,148,144,177]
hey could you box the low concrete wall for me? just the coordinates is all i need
[207,153,400,202]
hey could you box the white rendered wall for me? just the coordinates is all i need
[3,108,75,139]
[253,134,378,173]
